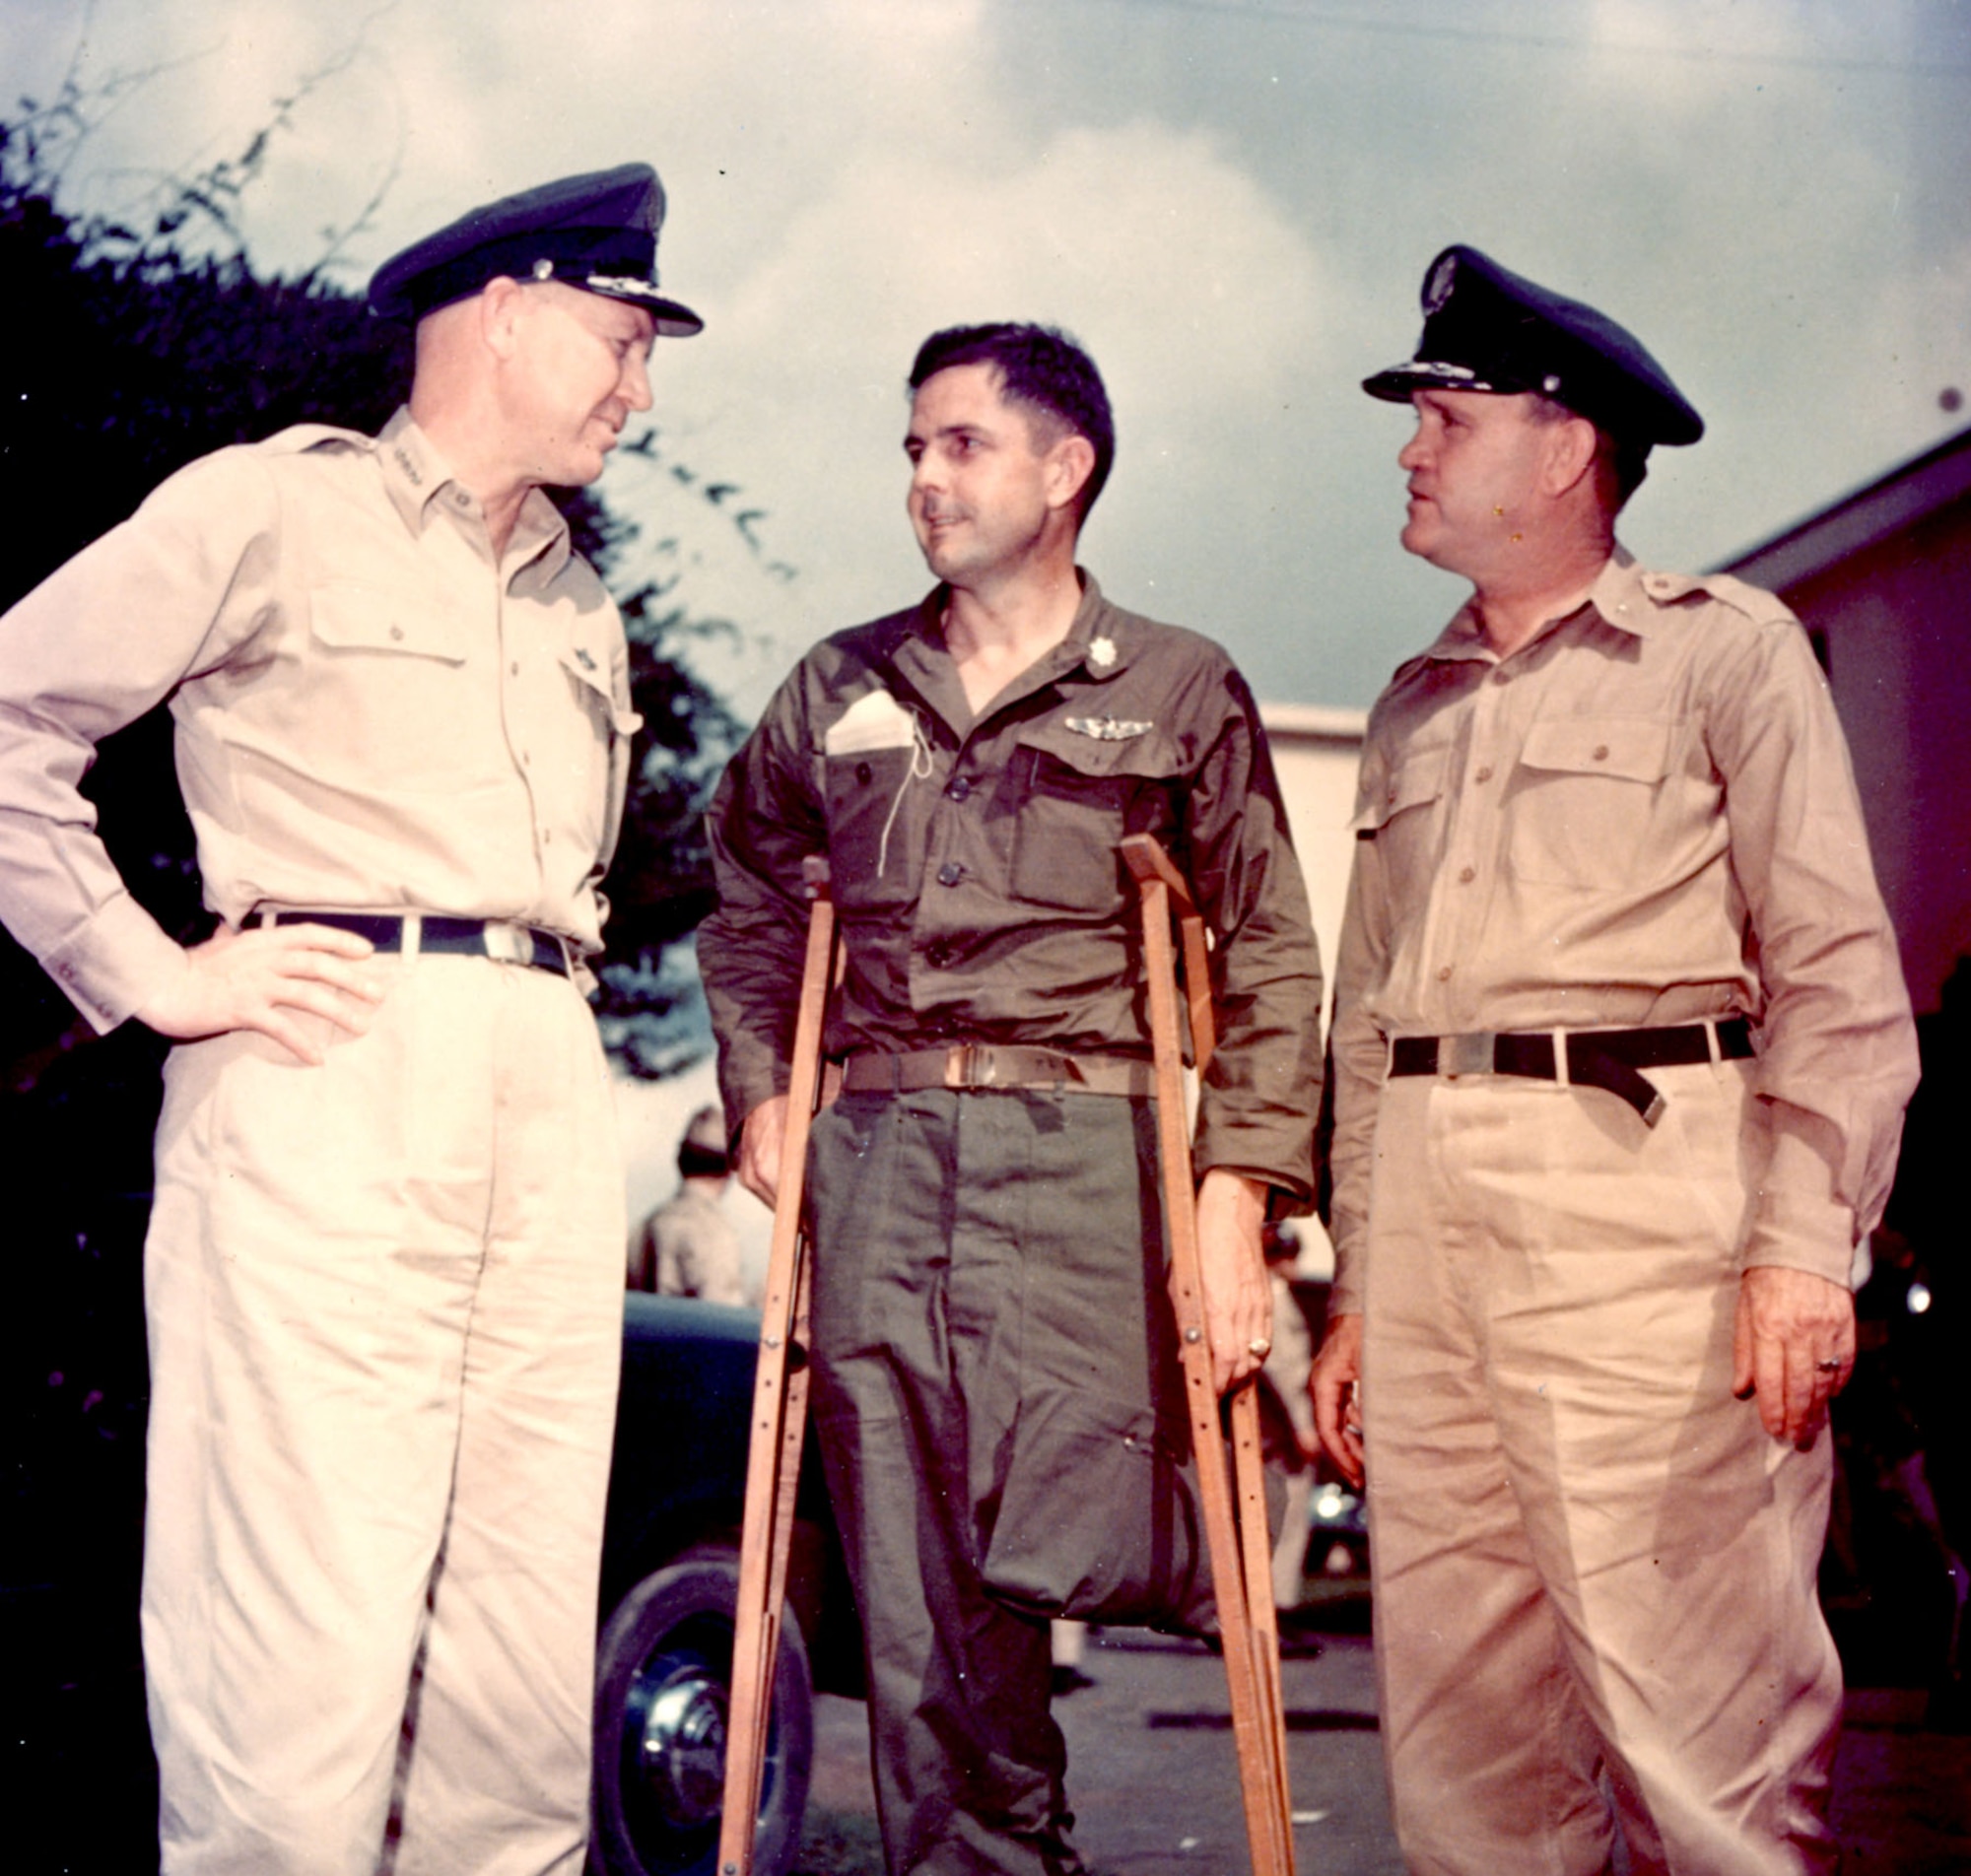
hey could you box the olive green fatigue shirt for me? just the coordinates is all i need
[0,409,639,1028]
[701,574,1323,1201]
[1327,548,1920,1310]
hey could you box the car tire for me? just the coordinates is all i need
[591,1555,814,1876]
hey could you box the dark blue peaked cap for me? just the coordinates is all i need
[369,163,703,335]
[1363,245,1701,447]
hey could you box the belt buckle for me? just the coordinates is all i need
[1439,1032,1495,1078]
[945,1044,980,1089]
[482,921,531,967]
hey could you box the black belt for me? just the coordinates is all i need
[265,910,571,977]
[840,1044,1156,1098]
[1388,1018,1753,1127]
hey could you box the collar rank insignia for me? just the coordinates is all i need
[575,647,597,671]
[1064,715,1151,741]
[1088,635,1118,667]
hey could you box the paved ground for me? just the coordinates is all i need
[791,1621,1971,1875]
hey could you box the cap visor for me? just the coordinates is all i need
[1361,360,1500,403]
[584,276,704,337]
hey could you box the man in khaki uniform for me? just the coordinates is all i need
[1312,246,1920,1875]
[701,322,1322,1875]
[629,1102,747,1302]
[0,166,700,1874]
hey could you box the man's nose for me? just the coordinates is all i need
[621,352,653,413]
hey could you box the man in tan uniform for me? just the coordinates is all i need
[629,1102,748,1302]
[0,166,700,1874]
[1312,246,1919,1875]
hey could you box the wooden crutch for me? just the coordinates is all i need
[717,856,837,1876]
[1122,833,1297,1876]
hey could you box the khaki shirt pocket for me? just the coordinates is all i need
[1010,722,1179,914]
[1355,742,1451,891]
[1509,715,1672,888]
[303,583,471,786]
[556,642,642,872]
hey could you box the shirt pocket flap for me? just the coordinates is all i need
[1018,718,1179,784]
[1519,716,1670,784]
[1354,744,1451,832]
[558,639,642,735]
[309,586,467,663]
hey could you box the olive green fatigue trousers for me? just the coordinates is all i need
[808,1087,1204,1876]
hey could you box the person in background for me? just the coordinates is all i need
[630,1101,748,1304]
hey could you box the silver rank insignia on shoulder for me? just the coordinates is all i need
[1064,715,1151,741]
[1088,635,1118,667]
[575,647,597,670]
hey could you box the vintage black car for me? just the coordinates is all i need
[590,1293,861,1876]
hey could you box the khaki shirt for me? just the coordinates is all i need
[1328,549,1919,1307]
[631,1182,747,1304]
[0,410,638,1029]
[701,575,1324,1200]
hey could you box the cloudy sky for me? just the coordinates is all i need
[5,0,1969,717]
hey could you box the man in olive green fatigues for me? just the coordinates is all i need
[702,323,1322,1874]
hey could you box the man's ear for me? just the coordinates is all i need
[1540,414,1600,499]
[1047,434,1097,514]
[478,276,526,361]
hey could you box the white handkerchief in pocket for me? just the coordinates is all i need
[823,688,918,755]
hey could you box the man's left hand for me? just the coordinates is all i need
[1732,1264,1855,1448]
[1187,1169,1271,1396]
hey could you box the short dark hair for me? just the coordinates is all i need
[908,322,1116,520]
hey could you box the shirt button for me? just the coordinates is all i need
[389,625,405,641]
[1474,765,1494,783]
[542,829,553,845]
[855,762,873,785]
[1491,669,1512,686]
[926,941,952,968]
[1437,965,1454,982]
[1458,866,1475,884]
[936,862,964,887]
[510,660,520,676]
[947,776,973,801]
[1593,744,1609,762]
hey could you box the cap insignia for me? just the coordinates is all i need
[1425,252,1459,312]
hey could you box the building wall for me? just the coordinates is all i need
[1258,704,1367,1029]
[1777,496,1971,1017]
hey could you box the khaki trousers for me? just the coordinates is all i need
[1362,1060,1840,1876]
[142,955,625,1876]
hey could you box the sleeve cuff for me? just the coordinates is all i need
[39,895,188,1035]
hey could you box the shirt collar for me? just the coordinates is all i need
[374,408,573,577]
[893,570,1133,678]
[1421,546,1651,666]
[377,408,457,534]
